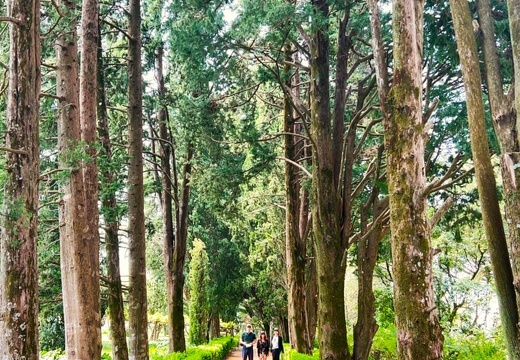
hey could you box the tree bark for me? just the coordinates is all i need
[384,0,443,357]
[97,22,129,360]
[154,46,179,353]
[171,145,193,352]
[310,1,349,359]
[80,0,102,354]
[284,47,314,355]
[450,0,520,357]
[353,197,387,360]
[209,313,220,340]
[127,0,149,355]
[477,0,520,339]
[55,0,102,356]
[0,0,41,356]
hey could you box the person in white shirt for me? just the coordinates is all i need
[270,327,284,360]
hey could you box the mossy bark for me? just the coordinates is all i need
[385,0,443,358]
[477,0,520,342]
[97,27,129,360]
[0,0,41,356]
[451,0,520,357]
[310,1,349,359]
[127,0,149,355]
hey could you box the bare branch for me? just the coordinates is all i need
[0,16,22,25]
[428,197,455,229]
[276,156,311,178]
[0,147,29,155]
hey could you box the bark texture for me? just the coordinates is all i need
[477,0,520,347]
[97,24,129,360]
[451,0,520,357]
[127,0,149,355]
[310,1,348,359]
[385,0,443,357]
[0,0,41,356]
[170,146,193,352]
[56,1,101,356]
[284,49,315,355]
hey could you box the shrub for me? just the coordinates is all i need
[151,335,236,360]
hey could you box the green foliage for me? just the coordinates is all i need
[443,331,506,360]
[151,336,236,360]
[285,348,320,360]
[188,239,210,345]
[39,316,65,351]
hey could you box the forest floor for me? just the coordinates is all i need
[225,347,243,360]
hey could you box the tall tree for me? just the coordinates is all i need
[450,0,520,356]
[0,0,41,355]
[283,48,316,355]
[97,22,129,360]
[55,0,101,356]
[371,0,444,356]
[308,1,348,358]
[127,0,149,355]
[476,0,520,322]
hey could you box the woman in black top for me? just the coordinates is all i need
[257,331,269,360]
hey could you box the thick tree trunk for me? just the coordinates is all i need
[127,0,149,356]
[97,24,129,360]
[0,0,40,356]
[310,1,348,359]
[450,0,520,357]
[172,146,193,352]
[284,48,313,355]
[385,0,443,358]
[55,1,102,356]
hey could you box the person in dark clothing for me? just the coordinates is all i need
[240,324,256,360]
[270,327,284,360]
[257,331,269,360]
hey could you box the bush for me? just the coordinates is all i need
[39,316,66,351]
[151,335,236,360]
[285,348,319,360]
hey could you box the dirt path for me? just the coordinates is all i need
[225,347,243,360]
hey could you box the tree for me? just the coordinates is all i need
[188,239,210,345]
[97,21,129,360]
[476,0,520,327]
[55,0,101,356]
[370,0,444,356]
[449,0,520,356]
[127,0,149,355]
[0,0,41,355]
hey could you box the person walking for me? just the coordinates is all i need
[257,331,269,360]
[240,324,256,360]
[270,327,284,360]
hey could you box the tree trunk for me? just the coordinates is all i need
[0,0,40,356]
[353,197,387,360]
[310,1,349,359]
[450,0,520,357]
[154,46,181,353]
[384,0,443,357]
[477,0,520,344]
[97,23,129,360]
[209,313,220,339]
[79,0,102,354]
[127,0,149,355]
[171,145,193,352]
[284,47,313,355]
[55,1,102,356]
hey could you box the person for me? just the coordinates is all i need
[270,327,284,360]
[257,331,269,360]
[240,323,256,360]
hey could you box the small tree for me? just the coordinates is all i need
[188,239,210,345]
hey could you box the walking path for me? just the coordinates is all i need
[225,347,242,360]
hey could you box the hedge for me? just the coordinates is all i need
[151,336,237,360]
